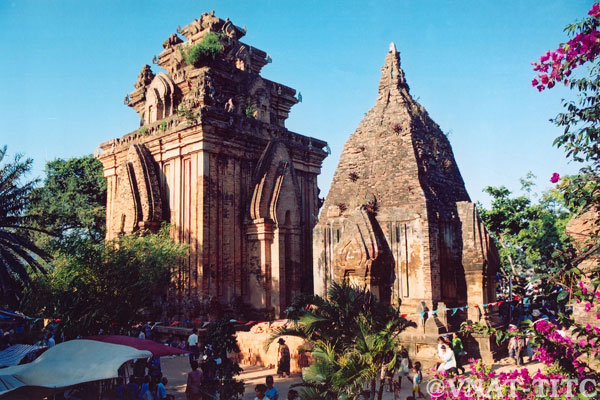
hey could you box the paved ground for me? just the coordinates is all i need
[160,355,544,399]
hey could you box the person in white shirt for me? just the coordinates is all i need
[138,329,146,340]
[188,328,199,365]
[437,345,457,373]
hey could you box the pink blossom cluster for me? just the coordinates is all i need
[532,3,600,91]
[532,318,554,334]
[573,281,599,316]
[432,360,574,399]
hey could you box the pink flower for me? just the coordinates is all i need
[550,172,560,183]
[584,303,592,312]
[532,78,539,86]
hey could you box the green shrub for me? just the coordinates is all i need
[245,104,256,119]
[182,32,225,66]
[160,121,167,132]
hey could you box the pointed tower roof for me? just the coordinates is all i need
[320,45,470,222]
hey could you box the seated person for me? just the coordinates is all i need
[437,345,457,374]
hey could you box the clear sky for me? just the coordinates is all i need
[0,1,593,206]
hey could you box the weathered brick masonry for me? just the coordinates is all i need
[97,13,327,318]
[313,44,501,361]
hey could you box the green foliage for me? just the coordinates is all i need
[245,103,256,119]
[460,321,528,346]
[203,319,244,399]
[543,6,600,230]
[274,281,412,399]
[181,32,225,67]
[139,126,148,135]
[478,175,573,295]
[177,104,198,126]
[160,121,167,132]
[530,6,600,302]
[28,155,106,252]
[21,225,187,338]
[0,146,48,306]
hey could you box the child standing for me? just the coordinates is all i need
[265,376,279,400]
[254,384,267,400]
[409,363,425,399]
[397,349,411,388]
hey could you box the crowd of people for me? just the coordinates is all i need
[115,355,170,400]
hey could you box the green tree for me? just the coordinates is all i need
[274,282,412,399]
[478,175,573,295]
[0,146,47,306]
[202,319,245,399]
[28,155,106,252]
[21,225,187,338]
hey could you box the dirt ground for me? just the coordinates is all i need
[160,355,544,399]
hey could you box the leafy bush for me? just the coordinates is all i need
[203,319,244,399]
[177,104,198,126]
[182,32,225,66]
[21,225,188,338]
[245,103,256,119]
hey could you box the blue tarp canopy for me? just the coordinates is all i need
[0,345,46,368]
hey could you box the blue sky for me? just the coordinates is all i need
[0,1,593,205]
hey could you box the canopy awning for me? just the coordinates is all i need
[86,335,189,357]
[0,345,46,368]
[0,339,151,396]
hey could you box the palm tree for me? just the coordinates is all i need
[0,146,47,305]
[271,281,414,399]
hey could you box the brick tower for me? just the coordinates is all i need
[98,13,328,318]
[313,44,500,360]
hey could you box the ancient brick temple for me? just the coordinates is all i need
[97,13,328,317]
[313,44,500,358]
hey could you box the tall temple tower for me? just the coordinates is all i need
[313,44,499,347]
[97,13,328,317]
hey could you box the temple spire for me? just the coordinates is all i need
[377,42,408,103]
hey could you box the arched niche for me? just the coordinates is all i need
[144,73,178,124]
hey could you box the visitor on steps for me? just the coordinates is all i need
[435,336,446,370]
[437,345,457,374]
[452,332,466,374]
